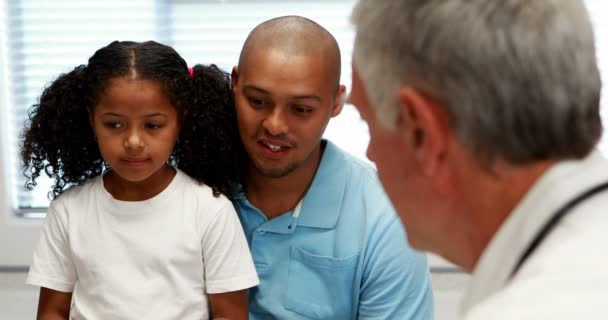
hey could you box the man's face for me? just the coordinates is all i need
[232,48,343,178]
[349,66,430,249]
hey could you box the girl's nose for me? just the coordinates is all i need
[124,132,144,149]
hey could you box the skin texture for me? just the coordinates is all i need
[36,288,72,320]
[209,290,249,320]
[91,77,180,201]
[232,17,345,220]
[232,48,345,219]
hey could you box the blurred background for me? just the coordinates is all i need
[0,1,606,319]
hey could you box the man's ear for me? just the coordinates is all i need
[397,87,450,176]
[231,66,239,95]
[331,84,347,117]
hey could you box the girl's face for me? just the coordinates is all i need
[90,76,180,194]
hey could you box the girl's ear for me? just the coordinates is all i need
[88,110,98,141]
[88,108,95,130]
[179,110,188,128]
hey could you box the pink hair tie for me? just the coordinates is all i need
[188,67,194,79]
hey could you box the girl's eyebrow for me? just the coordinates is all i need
[143,113,167,118]
[101,112,167,118]
[101,112,124,117]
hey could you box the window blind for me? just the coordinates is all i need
[2,0,607,214]
[2,0,362,214]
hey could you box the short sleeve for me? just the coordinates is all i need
[26,200,77,292]
[201,201,259,294]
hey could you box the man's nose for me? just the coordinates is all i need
[262,108,289,136]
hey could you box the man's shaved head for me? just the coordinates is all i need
[238,15,342,90]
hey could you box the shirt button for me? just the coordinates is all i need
[258,230,266,235]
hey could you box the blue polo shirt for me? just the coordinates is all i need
[233,140,434,319]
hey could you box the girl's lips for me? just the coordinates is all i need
[122,158,149,168]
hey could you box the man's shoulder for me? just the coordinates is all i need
[322,143,395,222]
[338,152,387,200]
[324,140,379,184]
[467,209,608,319]
[466,270,608,319]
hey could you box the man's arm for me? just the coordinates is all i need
[36,287,72,320]
[208,289,249,320]
[358,216,434,319]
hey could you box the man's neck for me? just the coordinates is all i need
[244,143,325,220]
[457,158,556,272]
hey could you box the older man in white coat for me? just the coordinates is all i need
[349,0,608,319]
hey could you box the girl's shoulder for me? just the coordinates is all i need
[45,175,103,220]
[176,170,234,218]
[51,175,103,205]
[174,169,233,209]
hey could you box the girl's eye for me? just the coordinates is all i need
[145,123,161,129]
[103,122,123,129]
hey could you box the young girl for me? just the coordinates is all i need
[21,40,258,320]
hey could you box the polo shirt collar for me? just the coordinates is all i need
[233,140,347,230]
[296,140,347,229]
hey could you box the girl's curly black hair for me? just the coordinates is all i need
[21,40,245,199]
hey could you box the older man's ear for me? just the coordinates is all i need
[397,87,450,177]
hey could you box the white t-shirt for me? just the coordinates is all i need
[463,151,608,319]
[27,169,259,320]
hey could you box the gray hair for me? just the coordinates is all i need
[352,0,602,165]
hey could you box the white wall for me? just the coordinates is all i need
[0,0,43,267]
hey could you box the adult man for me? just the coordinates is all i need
[350,0,608,318]
[231,15,433,319]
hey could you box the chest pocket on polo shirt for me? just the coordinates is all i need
[284,247,359,319]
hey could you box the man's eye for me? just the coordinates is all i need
[248,97,267,108]
[103,122,123,129]
[292,105,312,115]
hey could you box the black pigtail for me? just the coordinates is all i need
[176,64,246,199]
[20,65,104,198]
